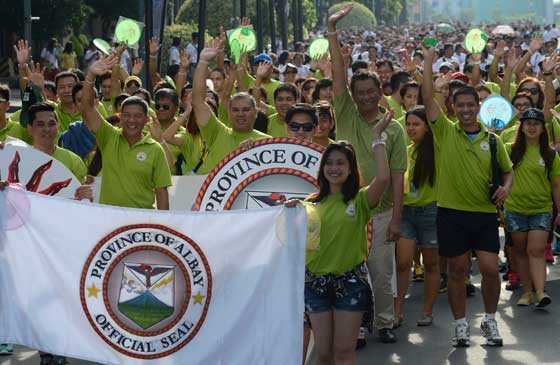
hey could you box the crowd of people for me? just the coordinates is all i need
[2,6,560,364]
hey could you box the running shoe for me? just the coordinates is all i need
[413,265,425,282]
[505,271,520,291]
[452,322,470,347]
[439,273,448,293]
[356,327,367,349]
[465,277,476,297]
[545,244,554,263]
[0,344,13,355]
[480,318,503,347]
[417,314,433,327]
[516,292,533,306]
[536,292,552,308]
[553,240,560,255]
[498,257,507,273]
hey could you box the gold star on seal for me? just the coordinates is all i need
[87,283,100,298]
[192,291,205,305]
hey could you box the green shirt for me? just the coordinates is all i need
[51,145,87,184]
[94,119,172,209]
[386,95,404,120]
[0,120,22,142]
[397,115,411,146]
[244,74,282,106]
[100,99,115,117]
[404,143,438,207]
[334,88,407,214]
[178,131,205,175]
[52,102,81,132]
[504,144,560,214]
[198,113,270,174]
[305,188,372,275]
[500,119,560,145]
[7,111,34,144]
[218,103,230,127]
[266,113,289,137]
[430,112,512,213]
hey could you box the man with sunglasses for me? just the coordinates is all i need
[124,76,142,95]
[154,88,184,168]
[285,103,318,141]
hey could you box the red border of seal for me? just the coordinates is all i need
[80,224,213,359]
[193,137,325,211]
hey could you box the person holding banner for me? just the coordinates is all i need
[80,53,172,210]
[285,111,392,364]
[191,37,270,174]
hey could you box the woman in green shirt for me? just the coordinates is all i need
[285,111,392,364]
[504,108,560,308]
[395,106,440,327]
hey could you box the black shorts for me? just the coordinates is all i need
[437,207,500,257]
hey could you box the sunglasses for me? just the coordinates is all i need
[126,82,140,89]
[288,122,315,132]
[513,102,532,110]
[519,87,539,95]
[155,104,171,111]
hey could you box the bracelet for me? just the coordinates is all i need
[326,30,338,36]
[471,61,481,65]
[85,77,95,85]
[372,139,386,148]
[543,71,553,76]
[178,71,187,76]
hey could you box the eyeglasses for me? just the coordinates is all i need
[288,122,315,132]
[155,104,171,111]
[513,102,532,110]
[126,82,140,89]
[519,87,539,95]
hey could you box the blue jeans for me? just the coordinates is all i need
[504,210,552,233]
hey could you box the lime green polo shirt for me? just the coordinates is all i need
[0,120,22,142]
[267,113,289,137]
[197,113,270,174]
[52,102,81,132]
[305,187,372,275]
[404,143,438,207]
[178,130,205,174]
[500,119,560,145]
[218,103,230,127]
[430,112,512,213]
[504,144,560,214]
[94,119,172,209]
[334,87,408,214]
[51,145,87,184]
[386,95,404,120]
[243,74,282,106]
[100,99,115,116]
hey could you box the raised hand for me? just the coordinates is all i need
[530,37,544,54]
[132,58,144,76]
[422,45,437,66]
[402,51,417,73]
[13,39,31,65]
[149,37,161,56]
[148,116,163,143]
[494,39,506,58]
[373,109,394,138]
[240,17,251,27]
[434,72,451,90]
[180,50,191,71]
[115,43,127,58]
[328,3,354,28]
[505,49,519,68]
[200,37,225,63]
[542,54,559,73]
[255,61,272,80]
[89,54,119,76]
[23,62,45,90]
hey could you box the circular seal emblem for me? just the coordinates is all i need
[480,141,490,151]
[193,138,324,211]
[136,152,147,162]
[80,224,212,359]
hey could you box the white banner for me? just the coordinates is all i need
[0,188,306,364]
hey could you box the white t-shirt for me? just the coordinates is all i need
[41,48,58,69]
[169,46,180,66]
[186,43,198,64]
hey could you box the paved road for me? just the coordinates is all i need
[2,241,560,365]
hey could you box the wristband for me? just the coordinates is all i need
[326,31,338,36]
[178,71,187,76]
[85,77,95,85]
[149,55,157,59]
[543,71,553,76]
[372,139,386,148]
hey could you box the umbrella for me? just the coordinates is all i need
[436,23,455,34]
[492,25,515,36]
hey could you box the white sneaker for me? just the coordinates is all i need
[452,322,470,347]
[481,318,503,347]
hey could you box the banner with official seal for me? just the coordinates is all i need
[0,188,307,364]
[193,137,325,211]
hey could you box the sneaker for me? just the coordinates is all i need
[379,328,397,343]
[356,327,367,349]
[413,265,425,282]
[516,292,533,306]
[417,313,433,326]
[481,318,503,347]
[52,356,67,365]
[536,292,552,308]
[505,271,520,291]
[439,273,448,293]
[498,257,507,273]
[545,244,554,263]
[452,322,470,347]
[394,314,404,328]
[465,278,476,297]
[40,354,54,365]
[0,344,13,355]
[553,240,560,255]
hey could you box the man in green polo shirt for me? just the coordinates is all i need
[385,71,412,120]
[328,4,407,345]
[81,55,172,210]
[0,84,22,142]
[423,45,513,348]
[192,38,270,175]
[252,75,298,137]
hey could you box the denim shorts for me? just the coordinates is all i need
[504,210,553,233]
[400,203,438,248]
[304,263,372,313]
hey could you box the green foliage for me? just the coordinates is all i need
[71,36,85,57]
[380,0,402,25]
[328,2,377,30]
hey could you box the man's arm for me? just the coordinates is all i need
[175,50,190,95]
[13,39,31,94]
[421,46,442,122]
[193,38,224,129]
[488,40,505,84]
[327,3,353,97]
[149,37,163,86]
[387,171,404,241]
[366,111,393,208]
[155,187,169,210]
[82,55,119,133]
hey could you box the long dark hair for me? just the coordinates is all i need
[406,106,436,188]
[308,141,361,204]
[517,77,544,109]
[511,117,554,174]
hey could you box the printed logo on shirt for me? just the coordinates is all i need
[80,224,212,359]
[346,204,356,217]
[480,141,490,151]
[539,158,546,166]
[381,132,388,142]
[136,152,147,162]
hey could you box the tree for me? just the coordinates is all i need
[328,2,377,30]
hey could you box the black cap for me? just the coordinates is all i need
[520,108,545,123]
